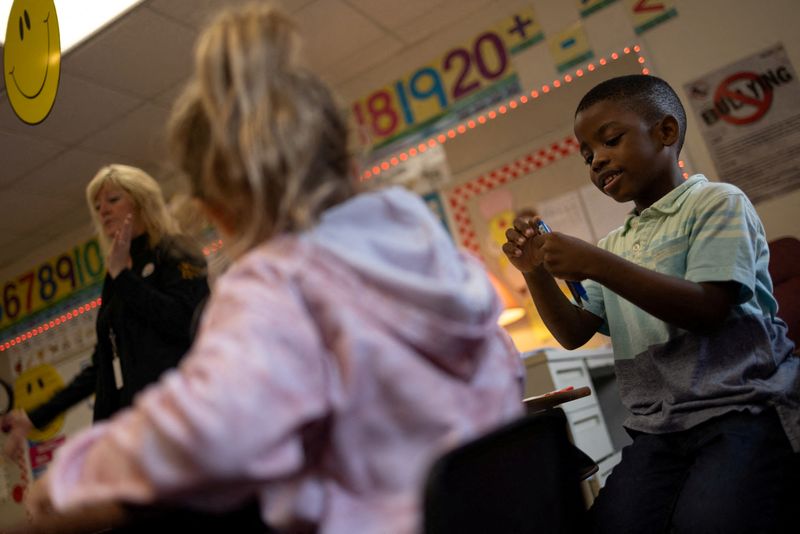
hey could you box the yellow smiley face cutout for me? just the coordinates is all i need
[4,0,61,124]
[14,364,65,442]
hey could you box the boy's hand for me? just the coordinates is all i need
[538,232,597,281]
[503,216,544,273]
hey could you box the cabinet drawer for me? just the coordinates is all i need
[547,359,594,412]
[566,404,614,462]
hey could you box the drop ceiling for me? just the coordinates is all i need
[0,0,502,271]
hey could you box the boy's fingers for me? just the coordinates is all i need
[505,228,524,244]
[512,216,533,233]
[501,242,522,257]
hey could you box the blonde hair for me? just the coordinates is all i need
[86,164,180,252]
[168,3,354,258]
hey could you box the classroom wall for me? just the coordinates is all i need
[0,224,94,381]
[336,0,800,241]
[2,0,798,357]
[335,0,800,350]
[637,0,800,239]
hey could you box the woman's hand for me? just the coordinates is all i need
[1,409,34,460]
[108,215,133,279]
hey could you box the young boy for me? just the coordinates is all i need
[503,74,799,533]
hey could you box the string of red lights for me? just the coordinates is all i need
[1,45,657,353]
[360,44,651,182]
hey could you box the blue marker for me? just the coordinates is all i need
[535,220,590,307]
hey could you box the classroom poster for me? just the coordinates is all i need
[684,44,800,204]
[352,7,547,157]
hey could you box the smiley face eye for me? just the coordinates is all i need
[18,10,31,41]
[37,378,45,389]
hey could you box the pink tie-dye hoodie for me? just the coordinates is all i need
[44,187,524,533]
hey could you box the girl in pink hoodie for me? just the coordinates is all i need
[26,4,523,532]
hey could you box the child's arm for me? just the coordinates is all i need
[519,224,739,334]
[504,217,603,349]
[35,267,331,515]
[580,243,738,332]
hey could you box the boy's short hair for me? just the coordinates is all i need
[576,75,687,153]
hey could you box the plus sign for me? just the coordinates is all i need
[507,14,534,40]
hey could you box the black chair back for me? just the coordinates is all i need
[423,408,591,534]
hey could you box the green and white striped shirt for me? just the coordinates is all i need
[583,174,799,449]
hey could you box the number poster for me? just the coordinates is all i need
[352,7,544,159]
[1,238,105,331]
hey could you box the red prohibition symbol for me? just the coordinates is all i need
[713,71,773,125]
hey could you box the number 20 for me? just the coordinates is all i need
[444,32,508,100]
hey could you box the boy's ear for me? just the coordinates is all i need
[657,115,680,147]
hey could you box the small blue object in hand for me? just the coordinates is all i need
[535,220,590,307]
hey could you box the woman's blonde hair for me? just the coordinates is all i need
[168,3,354,257]
[86,164,180,252]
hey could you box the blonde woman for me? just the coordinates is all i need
[2,165,209,458]
[26,4,522,533]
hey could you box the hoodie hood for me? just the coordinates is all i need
[302,187,503,379]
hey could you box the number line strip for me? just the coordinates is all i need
[359,45,649,182]
[0,239,225,349]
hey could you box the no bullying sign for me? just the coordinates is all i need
[685,44,800,204]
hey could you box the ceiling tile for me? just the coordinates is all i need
[393,0,494,44]
[80,103,172,163]
[0,190,74,234]
[0,73,142,146]
[153,79,191,109]
[65,7,197,99]
[0,131,64,188]
[343,0,447,34]
[19,148,116,200]
[324,34,405,87]
[294,0,386,72]
[147,0,316,29]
